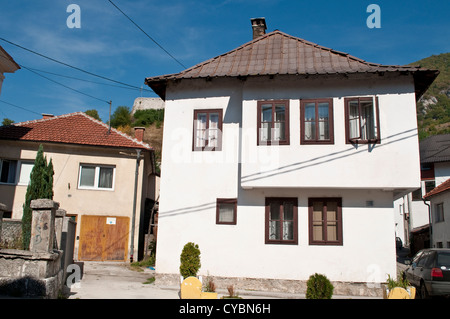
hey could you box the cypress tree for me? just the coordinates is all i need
[21,144,54,250]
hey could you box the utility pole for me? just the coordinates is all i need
[108,100,112,134]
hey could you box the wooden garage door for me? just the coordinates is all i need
[79,216,130,261]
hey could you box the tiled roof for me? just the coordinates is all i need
[145,30,439,100]
[0,112,152,150]
[424,178,450,199]
[420,134,450,164]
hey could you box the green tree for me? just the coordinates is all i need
[110,106,131,128]
[21,144,54,250]
[84,109,102,121]
[1,118,14,126]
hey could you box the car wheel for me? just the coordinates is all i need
[420,282,429,299]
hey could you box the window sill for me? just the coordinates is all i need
[347,139,380,145]
[265,240,298,245]
[77,186,115,192]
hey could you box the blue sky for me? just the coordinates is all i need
[0,0,449,123]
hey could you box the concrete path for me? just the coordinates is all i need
[67,261,179,299]
[67,261,382,299]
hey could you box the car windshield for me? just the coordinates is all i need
[436,252,450,268]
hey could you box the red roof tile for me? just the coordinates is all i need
[0,112,152,150]
[424,178,450,199]
[145,30,438,100]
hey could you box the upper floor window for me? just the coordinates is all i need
[300,99,334,144]
[345,97,380,144]
[78,164,115,190]
[193,109,223,151]
[257,100,289,145]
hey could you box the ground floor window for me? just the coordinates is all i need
[309,198,343,245]
[216,198,237,225]
[265,197,298,245]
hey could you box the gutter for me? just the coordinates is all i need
[422,196,433,248]
[129,149,142,263]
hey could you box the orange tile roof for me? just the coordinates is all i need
[424,178,450,199]
[0,112,152,150]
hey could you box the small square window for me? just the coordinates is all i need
[216,198,237,225]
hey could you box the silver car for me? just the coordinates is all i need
[405,248,450,299]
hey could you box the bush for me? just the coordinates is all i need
[179,242,201,279]
[306,273,334,299]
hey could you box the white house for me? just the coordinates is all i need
[394,134,450,252]
[145,18,438,296]
[424,178,450,248]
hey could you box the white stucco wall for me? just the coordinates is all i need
[156,73,418,285]
[430,192,450,247]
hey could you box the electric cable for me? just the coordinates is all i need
[107,0,187,69]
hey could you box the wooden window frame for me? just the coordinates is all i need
[308,198,343,246]
[344,97,380,144]
[300,98,334,144]
[216,198,237,225]
[265,197,298,245]
[193,109,223,151]
[257,100,290,146]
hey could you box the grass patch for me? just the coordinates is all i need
[143,277,155,284]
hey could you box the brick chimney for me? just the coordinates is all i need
[134,127,145,142]
[251,18,267,39]
[42,113,54,119]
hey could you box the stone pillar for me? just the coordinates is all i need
[0,203,6,244]
[29,199,59,253]
[55,208,66,250]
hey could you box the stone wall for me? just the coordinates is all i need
[0,200,75,298]
[0,219,22,249]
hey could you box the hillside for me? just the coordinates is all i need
[409,53,450,139]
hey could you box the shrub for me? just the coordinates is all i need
[306,273,334,299]
[179,242,201,279]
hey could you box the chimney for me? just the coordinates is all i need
[134,127,145,142]
[251,18,267,39]
[42,113,54,119]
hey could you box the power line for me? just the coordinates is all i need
[0,99,42,116]
[22,65,154,93]
[22,65,110,104]
[107,0,187,69]
[0,36,153,92]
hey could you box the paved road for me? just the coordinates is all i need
[67,261,180,299]
[66,261,383,299]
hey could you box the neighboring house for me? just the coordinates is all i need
[0,112,158,262]
[0,45,20,96]
[424,178,450,248]
[145,18,438,294]
[394,134,450,251]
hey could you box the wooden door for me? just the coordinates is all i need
[79,215,130,261]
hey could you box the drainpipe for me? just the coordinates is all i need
[130,149,142,263]
[422,197,433,248]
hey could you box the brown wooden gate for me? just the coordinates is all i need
[78,215,130,261]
